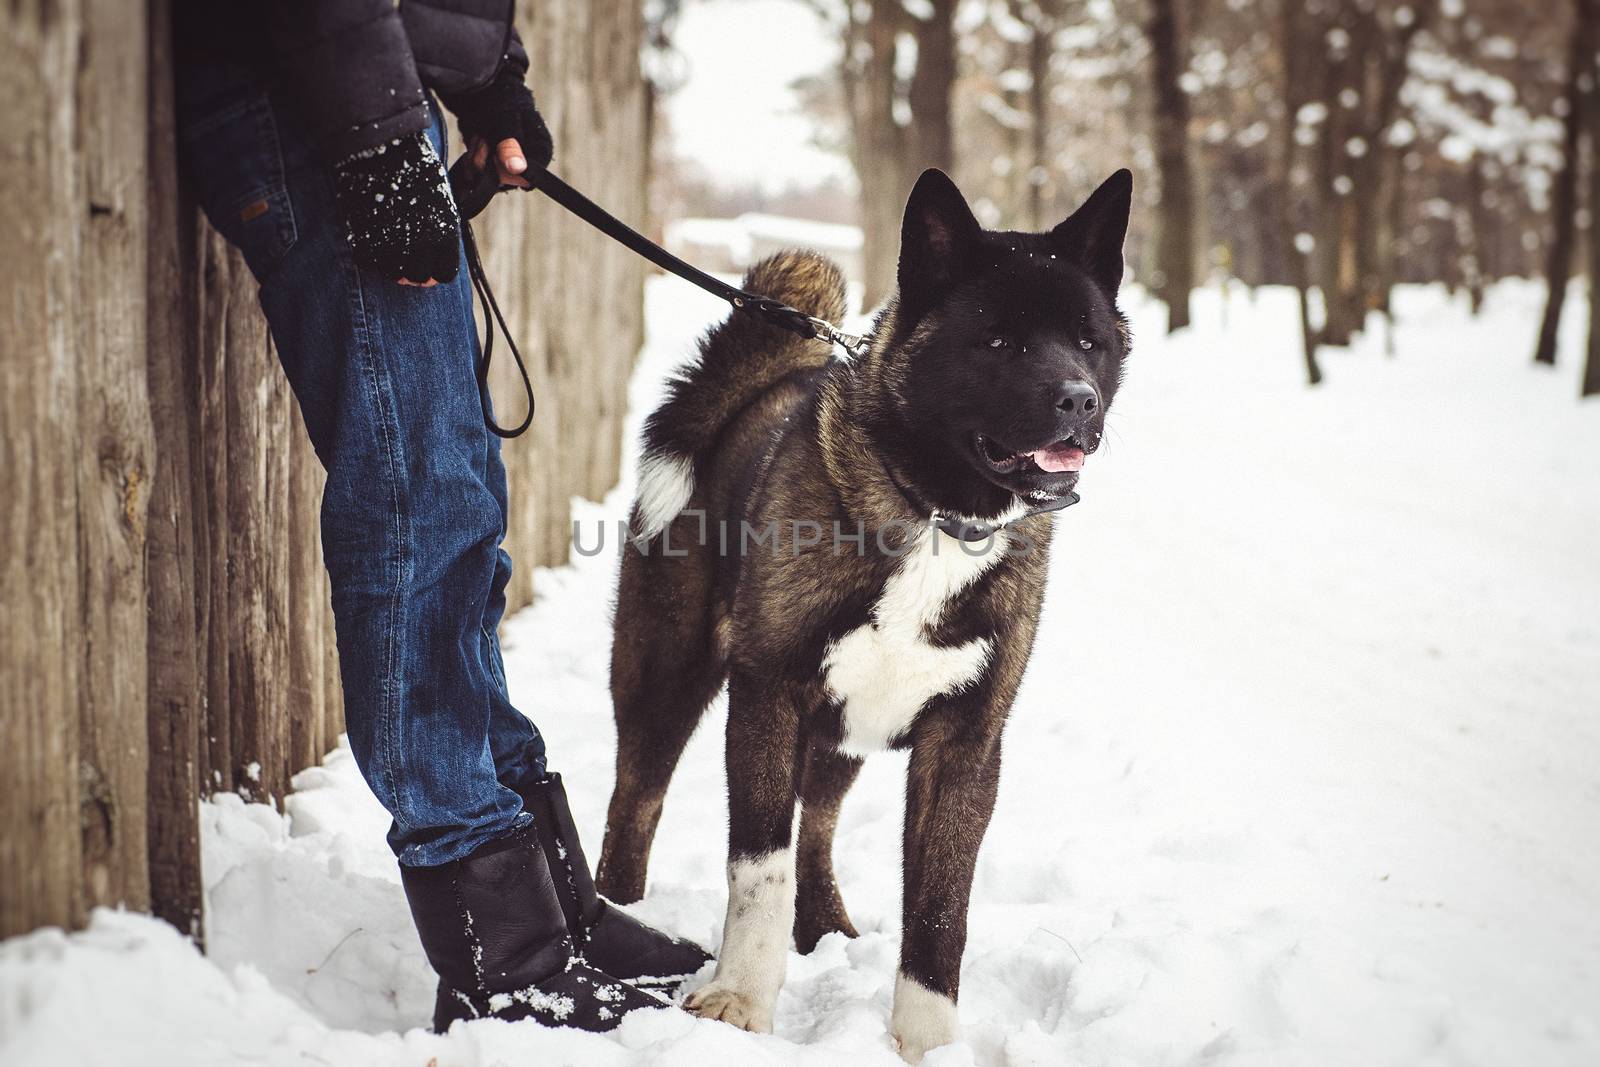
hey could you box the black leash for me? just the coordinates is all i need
[524,168,873,356]
[448,156,870,439]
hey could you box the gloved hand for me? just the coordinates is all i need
[332,132,462,285]
[442,63,554,181]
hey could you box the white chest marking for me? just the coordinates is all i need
[824,528,1004,756]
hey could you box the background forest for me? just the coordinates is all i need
[653,0,1595,390]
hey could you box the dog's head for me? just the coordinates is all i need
[866,168,1133,520]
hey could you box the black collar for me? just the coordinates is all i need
[933,491,1081,542]
[880,464,1081,542]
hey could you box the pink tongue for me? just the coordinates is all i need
[1027,443,1086,473]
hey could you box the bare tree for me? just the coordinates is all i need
[1004,0,1070,229]
[1586,5,1600,397]
[1301,0,1437,347]
[1534,0,1594,366]
[822,0,960,309]
[1356,2,1436,329]
[1273,0,1321,384]
[1146,0,1197,331]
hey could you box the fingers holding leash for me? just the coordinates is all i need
[468,137,533,189]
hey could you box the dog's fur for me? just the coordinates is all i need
[596,168,1133,1060]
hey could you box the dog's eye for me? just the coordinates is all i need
[987,337,1008,350]
[1079,338,1095,352]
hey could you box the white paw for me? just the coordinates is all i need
[684,980,774,1033]
[891,972,959,1063]
[893,1026,959,1064]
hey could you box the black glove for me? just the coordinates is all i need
[441,63,554,172]
[332,132,461,284]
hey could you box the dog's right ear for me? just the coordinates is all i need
[897,169,982,320]
[1051,169,1133,295]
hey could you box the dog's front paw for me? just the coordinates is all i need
[684,981,774,1032]
[892,1022,959,1064]
[890,973,959,1063]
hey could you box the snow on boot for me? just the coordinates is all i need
[520,773,712,991]
[399,828,668,1031]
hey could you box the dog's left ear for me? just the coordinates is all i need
[1051,169,1133,295]
[898,169,983,320]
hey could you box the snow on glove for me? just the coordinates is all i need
[441,62,554,173]
[333,132,461,284]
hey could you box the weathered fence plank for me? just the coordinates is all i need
[1,0,90,938]
[75,0,156,918]
[145,0,206,937]
[287,406,329,779]
[223,317,292,805]
[195,227,238,798]
[2,0,159,936]
[322,582,344,750]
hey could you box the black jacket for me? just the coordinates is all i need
[177,0,527,163]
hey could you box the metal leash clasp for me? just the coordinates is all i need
[806,315,872,357]
[737,295,873,358]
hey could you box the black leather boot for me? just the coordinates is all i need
[519,773,712,990]
[400,828,668,1032]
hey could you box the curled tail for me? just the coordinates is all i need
[633,250,847,539]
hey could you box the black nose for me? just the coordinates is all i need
[1055,380,1099,415]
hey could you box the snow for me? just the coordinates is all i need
[5,278,1600,1066]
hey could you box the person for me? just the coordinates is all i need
[173,0,707,1032]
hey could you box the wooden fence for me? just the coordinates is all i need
[0,0,647,941]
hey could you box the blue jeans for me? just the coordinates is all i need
[177,61,546,867]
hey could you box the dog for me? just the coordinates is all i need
[594,167,1133,1060]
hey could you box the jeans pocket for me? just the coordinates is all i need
[181,93,299,281]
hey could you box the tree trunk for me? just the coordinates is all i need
[848,6,905,311]
[1355,5,1429,328]
[1464,159,1488,315]
[1148,0,1196,331]
[1274,0,1321,384]
[908,0,957,176]
[842,0,958,311]
[1313,9,1358,347]
[1023,0,1059,230]
[1535,0,1592,365]
[1377,146,1406,319]
[1586,5,1600,397]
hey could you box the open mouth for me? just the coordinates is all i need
[975,432,1087,476]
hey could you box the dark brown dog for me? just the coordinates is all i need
[596,168,1132,1060]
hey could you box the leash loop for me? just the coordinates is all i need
[460,220,535,439]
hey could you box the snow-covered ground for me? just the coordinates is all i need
[4,278,1599,1067]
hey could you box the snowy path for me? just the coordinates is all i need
[4,280,1598,1067]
